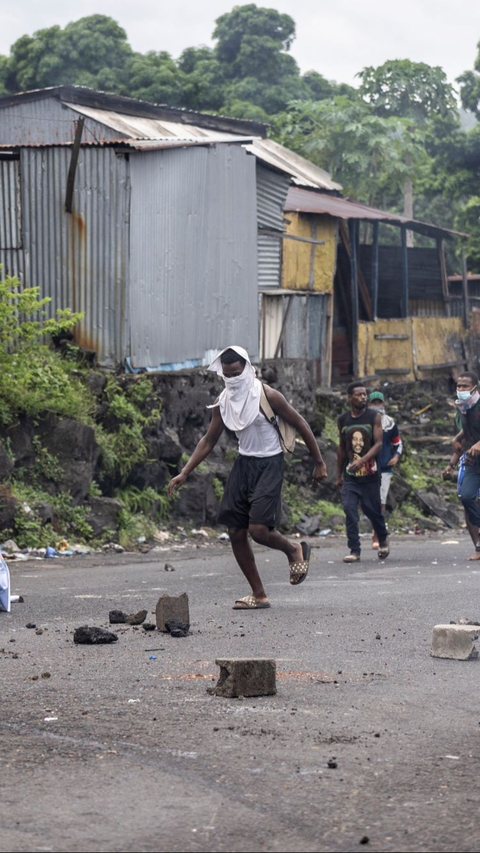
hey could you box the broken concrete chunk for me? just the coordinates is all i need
[431,624,480,660]
[125,609,148,625]
[109,610,127,624]
[156,593,190,633]
[209,658,276,698]
[74,626,118,645]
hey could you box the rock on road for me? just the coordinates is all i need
[1,534,480,853]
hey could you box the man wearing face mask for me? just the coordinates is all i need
[336,382,389,562]
[443,371,480,558]
[167,346,328,609]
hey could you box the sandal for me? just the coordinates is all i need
[378,541,390,560]
[233,595,271,610]
[289,541,311,585]
[343,552,361,563]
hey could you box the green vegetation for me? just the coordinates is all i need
[8,483,94,547]
[321,415,339,446]
[95,376,161,484]
[212,477,224,502]
[283,483,341,529]
[0,271,92,426]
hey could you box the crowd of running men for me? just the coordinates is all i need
[168,346,478,608]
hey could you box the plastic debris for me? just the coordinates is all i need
[45,546,58,559]
[149,655,157,660]
[218,532,230,541]
[319,528,332,537]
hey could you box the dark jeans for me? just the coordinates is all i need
[341,476,388,554]
[459,463,480,529]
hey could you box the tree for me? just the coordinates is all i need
[212,4,307,114]
[6,16,132,93]
[359,60,457,122]
[177,47,226,112]
[275,97,425,210]
[359,60,457,243]
[459,39,480,117]
[123,51,187,106]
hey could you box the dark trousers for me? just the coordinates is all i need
[341,476,388,554]
[459,464,480,530]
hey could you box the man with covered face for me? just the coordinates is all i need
[167,346,328,609]
[336,381,389,563]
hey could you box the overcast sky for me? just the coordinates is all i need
[1,0,479,88]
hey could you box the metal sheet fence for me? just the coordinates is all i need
[129,144,258,368]
[0,147,130,366]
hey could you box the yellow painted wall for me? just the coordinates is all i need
[282,212,336,294]
[357,316,464,380]
[413,316,464,377]
[358,319,414,380]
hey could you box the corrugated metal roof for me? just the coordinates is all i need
[285,186,468,240]
[66,102,246,142]
[67,104,341,192]
[245,139,342,192]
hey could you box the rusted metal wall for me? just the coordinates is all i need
[0,146,130,366]
[0,98,120,145]
[128,144,258,368]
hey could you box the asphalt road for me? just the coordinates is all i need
[1,532,480,853]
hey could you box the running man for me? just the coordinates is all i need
[443,371,480,560]
[167,346,328,609]
[336,382,390,562]
[368,391,402,549]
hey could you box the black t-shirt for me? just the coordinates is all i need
[460,398,480,466]
[338,408,380,483]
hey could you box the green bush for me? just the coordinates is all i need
[0,270,92,425]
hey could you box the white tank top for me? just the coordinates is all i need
[236,413,282,457]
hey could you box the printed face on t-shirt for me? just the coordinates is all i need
[351,430,365,456]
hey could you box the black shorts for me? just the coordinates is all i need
[217,453,284,530]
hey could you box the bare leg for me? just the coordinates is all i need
[228,527,269,602]
[248,524,303,564]
[466,507,480,561]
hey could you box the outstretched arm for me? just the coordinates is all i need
[167,406,225,496]
[348,413,383,474]
[265,387,327,482]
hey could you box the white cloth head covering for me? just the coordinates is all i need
[207,345,262,431]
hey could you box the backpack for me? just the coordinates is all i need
[260,385,297,454]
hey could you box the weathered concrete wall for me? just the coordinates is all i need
[282,212,336,294]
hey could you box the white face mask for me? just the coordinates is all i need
[457,386,477,402]
[223,373,245,387]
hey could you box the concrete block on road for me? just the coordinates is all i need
[209,658,276,698]
[156,593,190,633]
[431,624,480,660]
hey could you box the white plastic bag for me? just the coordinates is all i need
[0,554,11,612]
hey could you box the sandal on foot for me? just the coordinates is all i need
[289,541,311,585]
[233,595,271,610]
[343,552,361,563]
[378,542,390,560]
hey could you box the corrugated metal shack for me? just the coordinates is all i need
[0,85,340,374]
[282,188,469,384]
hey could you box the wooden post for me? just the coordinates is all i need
[349,219,359,377]
[401,226,409,319]
[371,221,379,321]
[437,238,450,317]
[462,249,469,329]
[65,117,85,214]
